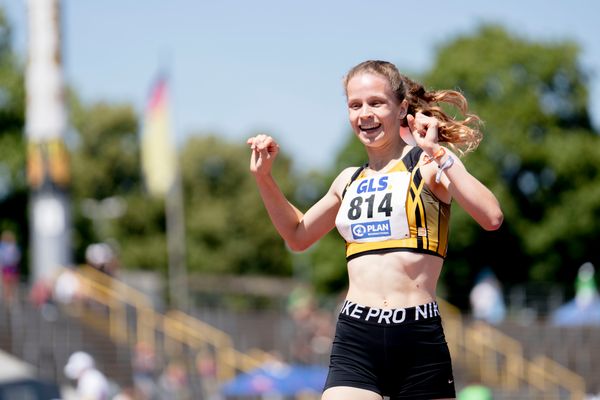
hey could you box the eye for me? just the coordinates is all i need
[349,102,361,110]
[370,100,383,107]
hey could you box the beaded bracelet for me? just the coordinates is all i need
[422,147,446,165]
[435,155,455,183]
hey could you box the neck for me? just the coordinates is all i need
[365,142,409,171]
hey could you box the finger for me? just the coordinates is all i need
[426,117,439,131]
[407,115,425,137]
[406,114,417,132]
[248,136,261,150]
[248,135,267,149]
[415,113,434,137]
[262,137,277,153]
[263,142,279,157]
[254,135,266,146]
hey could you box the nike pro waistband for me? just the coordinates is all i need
[339,300,440,325]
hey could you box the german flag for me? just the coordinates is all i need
[141,75,177,197]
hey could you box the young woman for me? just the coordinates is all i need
[247,60,503,400]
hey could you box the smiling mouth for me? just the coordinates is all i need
[359,124,381,133]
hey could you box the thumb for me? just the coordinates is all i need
[406,114,416,131]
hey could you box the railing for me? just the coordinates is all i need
[438,299,586,399]
[71,266,266,384]
[68,267,586,398]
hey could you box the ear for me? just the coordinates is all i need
[397,99,408,120]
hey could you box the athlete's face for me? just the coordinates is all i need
[346,73,407,147]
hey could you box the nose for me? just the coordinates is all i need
[360,104,373,117]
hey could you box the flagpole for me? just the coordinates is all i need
[166,164,188,311]
[141,68,188,310]
[163,62,189,312]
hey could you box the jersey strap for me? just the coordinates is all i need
[341,163,368,199]
[341,147,423,199]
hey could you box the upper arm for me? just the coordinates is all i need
[289,168,355,251]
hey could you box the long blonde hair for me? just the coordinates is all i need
[344,60,483,155]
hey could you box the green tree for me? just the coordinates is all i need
[293,170,348,295]
[68,95,168,269]
[0,9,27,270]
[69,97,303,286]
[181,134,296,276]
[424,25,600,304]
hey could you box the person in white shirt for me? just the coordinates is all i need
[64,351,110,400]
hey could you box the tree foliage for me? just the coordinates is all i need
[180,134,296,276]
[423,25,600,304]
[68,98,300,278]
[0,9,27,267]
[68,95,163,268]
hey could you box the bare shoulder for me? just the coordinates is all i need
[329,166,364,198]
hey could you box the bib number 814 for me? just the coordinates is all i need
[348,193,393,220]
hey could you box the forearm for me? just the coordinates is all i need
[254,173,305,245]
[441,157,503,231]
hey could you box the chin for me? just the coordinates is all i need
[358,132,385,145]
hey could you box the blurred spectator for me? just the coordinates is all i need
[469,267,506,325]
[0,230,21,305]
[64,351,110,400]
[551,262,600,326]
[112,387,136,400]
[574,262,599,308]
[85,242,119,276]
[287,286,334,364]
[31,279,62,322]
[157,359,191,400]
[195,350,220,400]
[457,383,493,399]
[53,268,82,305]
[28,279,53,309]
[132,341,159,400]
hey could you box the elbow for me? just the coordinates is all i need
[286,239,312,253]
[482,210,504,231]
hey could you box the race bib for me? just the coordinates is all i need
[336,171,411,243]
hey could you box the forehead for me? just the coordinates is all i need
[346,72,394,98]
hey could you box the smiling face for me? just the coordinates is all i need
[346,72,407,148]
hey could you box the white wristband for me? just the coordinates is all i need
[435,155,454,183]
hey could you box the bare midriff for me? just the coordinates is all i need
[345,251,443,309]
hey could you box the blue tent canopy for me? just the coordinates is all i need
[551,296,600,326]
[221,363,328,397]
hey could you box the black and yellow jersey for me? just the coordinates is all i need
[335,146,451,261]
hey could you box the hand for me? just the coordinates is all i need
[247,134,280,176]
[406,112,440,156]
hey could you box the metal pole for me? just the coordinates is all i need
[26,0,72,283]
[166,171,188,311]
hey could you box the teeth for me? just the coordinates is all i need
[361,124,379,130]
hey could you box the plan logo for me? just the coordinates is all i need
[351,221,391,239]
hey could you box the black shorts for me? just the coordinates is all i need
[324,301,456,400]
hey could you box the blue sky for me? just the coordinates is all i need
[2,0,600,172]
